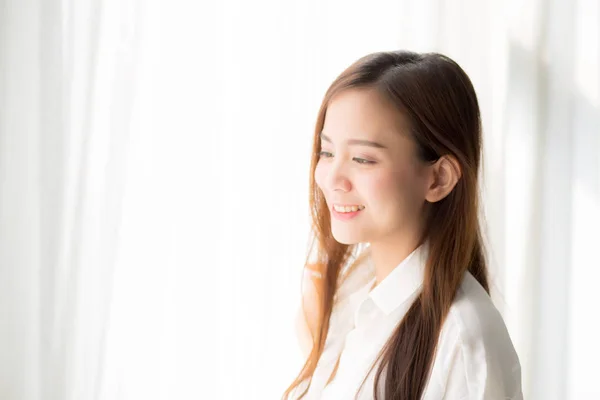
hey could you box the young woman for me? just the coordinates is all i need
[282,51,523,400]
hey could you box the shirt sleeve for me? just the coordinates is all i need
[440,313,524,400]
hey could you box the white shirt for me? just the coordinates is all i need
[296,244,523,399]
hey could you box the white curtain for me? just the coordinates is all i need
[0,0,144,398]
[0,0,598,399]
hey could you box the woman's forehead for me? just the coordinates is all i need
[323,89,413,146]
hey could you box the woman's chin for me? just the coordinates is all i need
[331,229,366,245]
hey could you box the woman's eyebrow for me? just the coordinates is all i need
[319,133,387,149]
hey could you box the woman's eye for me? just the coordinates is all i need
[318,151,375,165]
[354,158,375,165]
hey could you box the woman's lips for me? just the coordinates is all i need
[331,206,363,221]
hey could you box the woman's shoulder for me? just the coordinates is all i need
[433,272,523,398]
[447,272,513,342]
[442,271,522,375]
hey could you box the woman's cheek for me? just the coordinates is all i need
[314,162,326,190]
[365,172,395,201]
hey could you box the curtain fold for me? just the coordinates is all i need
[0,0,144,399]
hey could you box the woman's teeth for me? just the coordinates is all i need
[333,204,365,213]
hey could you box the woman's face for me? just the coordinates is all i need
[314,87,431,246]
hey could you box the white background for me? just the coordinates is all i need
[0,0,598,399]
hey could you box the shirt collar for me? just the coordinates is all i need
[365,242,429,316]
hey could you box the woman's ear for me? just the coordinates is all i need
[425,155,462,203]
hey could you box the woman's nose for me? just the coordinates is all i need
[325,160,351,193]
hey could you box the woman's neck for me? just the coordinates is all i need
[367,234,423,288]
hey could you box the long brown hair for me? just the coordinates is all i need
[282,50,489,400]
